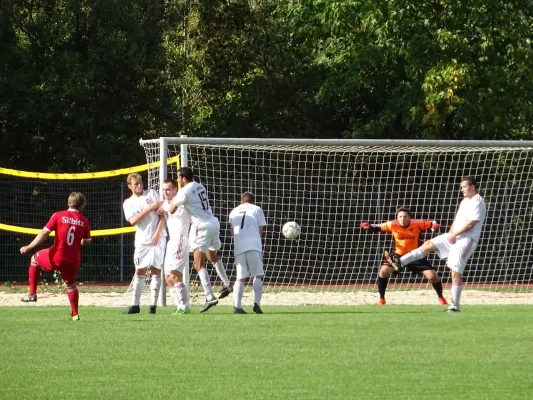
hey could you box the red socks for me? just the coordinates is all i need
[67,287,79,316]
[28,264,40,296]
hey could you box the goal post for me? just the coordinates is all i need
[140,137,533,305]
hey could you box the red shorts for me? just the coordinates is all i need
[34,248,79,283]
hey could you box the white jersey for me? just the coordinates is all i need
[123,189,165,247]
[453,193,486,242]
[229,203,266,255]
[173,181,216,225]
[163,200,191,239]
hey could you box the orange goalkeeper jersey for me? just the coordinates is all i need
[380,220,433,256]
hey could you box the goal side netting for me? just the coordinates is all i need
[140,138,533,305]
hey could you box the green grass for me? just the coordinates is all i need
[2,305,532,400]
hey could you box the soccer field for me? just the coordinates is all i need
[2,305,532,400]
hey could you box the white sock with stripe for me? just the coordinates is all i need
[400,249,424,265]
[150,274,161,306]
[174,282,189,309]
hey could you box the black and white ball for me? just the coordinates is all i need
[282,221,301,240]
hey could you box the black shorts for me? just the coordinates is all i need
[383,257,434,274]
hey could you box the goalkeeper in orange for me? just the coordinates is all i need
[360,207,448,306]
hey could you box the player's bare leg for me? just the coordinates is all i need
[21,255,40,302]
[194,249,218,313]
[207,250,233,299]
[125,267,147,314]
[376,265,394,305]
[422,270,447,305]
[445,271,463,312]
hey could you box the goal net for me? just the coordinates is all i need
[140,138,533,305]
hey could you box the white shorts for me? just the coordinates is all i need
[431,234,478,273]
[189,219,222,254]
[134,235,166,270]
[164,235,189,275]
[235,250,264,279]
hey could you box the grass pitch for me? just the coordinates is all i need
[2,305,532,400]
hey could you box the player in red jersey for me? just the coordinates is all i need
[361,207,447,306]
[20,192,91,320]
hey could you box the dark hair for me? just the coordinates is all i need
[163,178,177,188]
[241,191,256,204]
[396,206,411,217]
[177,167,194,182]
[461,176,478,189]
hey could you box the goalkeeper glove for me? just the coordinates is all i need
[431,221,440,231]
[360,222,371,230]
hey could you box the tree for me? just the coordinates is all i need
[189,0,344,138]
[0,0,184,171]
[291,0,533,139]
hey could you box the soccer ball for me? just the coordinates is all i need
[282,221,301,240]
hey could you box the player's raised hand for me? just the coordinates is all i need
[431,221,440,231]
[360,222,370,230]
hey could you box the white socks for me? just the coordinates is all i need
[198,267,215,299]
[400,249,425,265]
[451,284,463,309]
[173,282,189,309]
[234,280,245,308]
[253,277,263,305]
[132,274,145,306]
[233,278,263,308]
[213,259,230,287]
[150,274,161,306]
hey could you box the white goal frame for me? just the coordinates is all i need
[140,137,533,306]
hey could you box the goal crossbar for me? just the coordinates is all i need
[140,137,533,148]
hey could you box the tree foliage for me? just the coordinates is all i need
[291,0,533,139]
[1,0,532,171]
[0,0,183,170]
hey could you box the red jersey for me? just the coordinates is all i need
[45,209,91,266]
[380,219,433,256]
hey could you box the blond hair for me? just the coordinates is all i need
[127,172,143,186]
[68,192,86,211]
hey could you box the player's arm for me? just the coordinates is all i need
[258,209,266,238]
[360,221,386,233]
[82,221,92,246]
[152,214,165,245]
[420,220,440,231]
[20,228,51,254]
[127,202,160,226]
[449,220,479,239]
[169,190,186,214]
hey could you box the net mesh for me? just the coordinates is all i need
[141,140,533,301]
[0,174,141,283]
